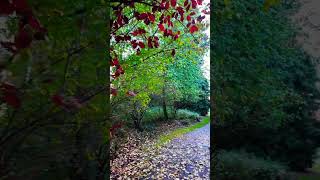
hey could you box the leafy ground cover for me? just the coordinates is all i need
[110,117,210,179]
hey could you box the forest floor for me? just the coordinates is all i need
[110,118,210,179]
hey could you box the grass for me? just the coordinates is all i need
[156,116,210,147]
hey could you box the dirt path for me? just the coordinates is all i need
[143,123,210,179]
[110,123,210,179]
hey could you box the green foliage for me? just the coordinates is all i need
[214,150,290,180]
[176,109,200,120]
[213,0,320,170]
[174,77,210,115]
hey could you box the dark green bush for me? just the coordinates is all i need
[212,0,320,170]
[214,150,291,180]
[174,78,210,116]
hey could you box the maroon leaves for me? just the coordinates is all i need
[147,36,159,48]
[1,82,21,108]
[147,13,155,22]
[51,94,82,109]
[114,35,131,43]
[138,41,145,48]
[191,0,197,9]
[110,57,125,79]
[202,9,210,15]
[184,0,189,7]
[111,58,119,66]
[189,25,198,33]
[131,40,145,50]
[0,0,14,15]
[197,0,203,5]
[111,87,117,96]
[51,94,65,107]
[131,28,146,36]
[14,28,33,49]
[158,23,165,32]
[165,1,170,9]
[12,0,31,14]
[147,37,153,48]
[171,0,177,7]
[187,15,191,21]
[0,0,46,55]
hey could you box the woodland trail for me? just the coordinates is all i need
[111,122,210,180]
[143,123,210,180]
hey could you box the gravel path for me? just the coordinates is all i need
[141,123,210,180]
[111,123,210,179]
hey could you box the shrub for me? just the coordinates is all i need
[176,109,200,120]
[143,106,175,123]
[214,150,291,180]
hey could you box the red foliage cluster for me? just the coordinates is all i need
[110,0,210,96]
[51,94,82,110]
[110,58,124,79]
[0,82,20,108]
[109,121,123,139]
[0,0,47,55]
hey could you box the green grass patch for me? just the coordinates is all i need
[156,116,210,147]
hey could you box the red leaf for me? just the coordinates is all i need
[148,13,155,22]
[171,49,176,56]
[3,93,20,108]
[131,40,137,49]
[139,13,148,20]
[184,0,189,7]
[197,0,203,5]
[111,87,117,96]
[202,10,210,14]
[15,28,32,49]
[174,34,179,40]
[171,0,177,7]
[13,0,31,14]
[112,58,119,66]
[191,0,197,9]
[186,4,191,11]
[124,35,131,41]
[189,25,198,33]
[1,82,20,108]
[165,1,170,9]
[187,15,191,21]
[0,0,14,15]
[147,37,153,48]
[138,41,145,48]
[158,23,165,32]
[51,94,65,106]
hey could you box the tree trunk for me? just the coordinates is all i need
[162,87,168,121]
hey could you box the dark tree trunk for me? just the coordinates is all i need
[162,87,168,121]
